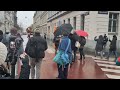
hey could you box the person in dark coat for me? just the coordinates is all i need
[25,31,48,79]
[79,36,86,60]
[2,32,10,48]
[19,53,30,79]
[103,34,108,55]
[53,36,61,55]
[106,35,117,61]
[69,33,77,62]
[0,30,3,42]
[94,35,104,59]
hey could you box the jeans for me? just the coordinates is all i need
[107,50,117,60]
[79,48,85,60]
[57,64,69,79]
[30,58,42,79]
[95,50,103,59]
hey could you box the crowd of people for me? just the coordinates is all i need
[0,23,119,79]
[94,34,117,61]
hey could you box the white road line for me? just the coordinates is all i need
[101,68,120,73]
[94,60,116,65]
[106,74,120,79]
[97,63,120,69]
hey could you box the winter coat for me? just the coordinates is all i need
[79,36,86,48]
[103,36,108,45]
[53,36,60,49]
[19,55,30,79]
[25,35,48,59]
[2,34,10,47]
[69,34,77,51]
[58,36,72,61]
[109,36,117,51]
[94,36,104,51]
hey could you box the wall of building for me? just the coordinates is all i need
[0,11,17,33]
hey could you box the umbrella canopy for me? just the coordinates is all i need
[75,30,88,37]
[54,24,73,37]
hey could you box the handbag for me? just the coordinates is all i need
[75,41,80,48]
[53,50,64,66]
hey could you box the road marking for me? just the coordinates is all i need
[101,68,120,73]
[97,63,120,69]
[94,60,116,65]
[106,74,120,79]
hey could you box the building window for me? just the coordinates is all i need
[68,18,70,24]
[108,13,119,33]
[73,17,76,30]
[81,14,85,30]
[63,20,65,24]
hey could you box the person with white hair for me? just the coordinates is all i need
[0,42,11,79]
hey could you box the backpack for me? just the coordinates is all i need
[26,37,45,59]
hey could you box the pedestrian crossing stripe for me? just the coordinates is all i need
[106,74,120,79]
[94,59,120,79]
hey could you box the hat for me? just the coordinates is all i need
[0,42,7,65]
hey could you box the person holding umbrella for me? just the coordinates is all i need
[74,30,88,60]
[53,24,73,79]
[79,36,86,60]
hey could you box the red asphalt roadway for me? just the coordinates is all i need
[40,51,108,79]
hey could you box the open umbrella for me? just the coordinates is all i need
[54,24,73,37]
[75,30,88,37]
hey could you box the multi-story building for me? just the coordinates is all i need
[47,11,120,53]
[33,11,48,37]
[0,11,17,33]
[33,11,120,53]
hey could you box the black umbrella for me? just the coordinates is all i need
[54,24,73,37]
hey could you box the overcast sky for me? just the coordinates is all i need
[17,11,35,30]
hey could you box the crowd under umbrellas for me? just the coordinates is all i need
[0,23,120,79]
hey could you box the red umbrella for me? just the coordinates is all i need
[75,30,88,37]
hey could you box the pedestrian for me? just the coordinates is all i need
[69,33,77,62]
[0,30,3,42]
[44,33,46,40]
[27,33,30,39]
[106,35,117,61]
[25,31,48,79]
[53,35,61,55]
[0,42,11,79]
[94,35,104,59]
[19,52,30,79]
[79,36,86,60]
[2,32,10,48]
[103,34,108,55]
[16,33,24,56]
[56,31,72,79]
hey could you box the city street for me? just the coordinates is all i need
[20,35,120,79]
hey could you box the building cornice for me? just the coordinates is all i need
[47,11,72,22]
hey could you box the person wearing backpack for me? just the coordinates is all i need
[55,31,72,79]
[2,32,10,48]
[25,31,48,79]
[79,36,86,60]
